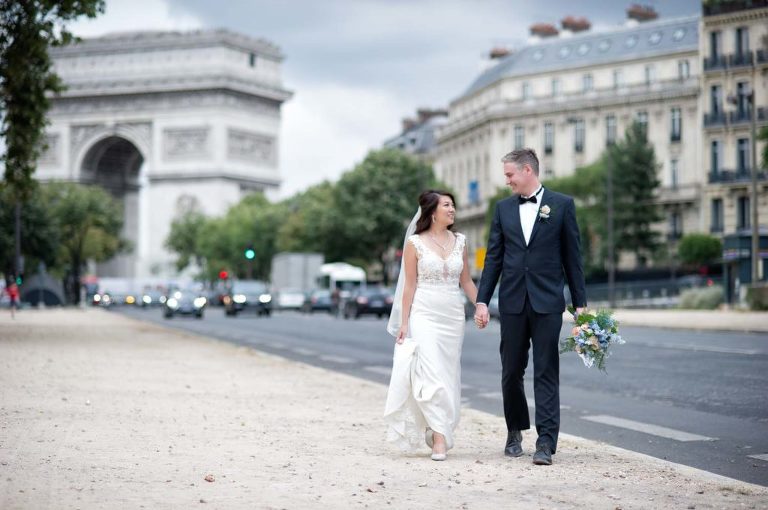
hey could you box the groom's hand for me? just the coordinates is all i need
[575,307,586,318]
[474,303,489,329]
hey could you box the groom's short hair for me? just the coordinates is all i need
[501,149,539,176]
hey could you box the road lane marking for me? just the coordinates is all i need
[748,454,768,462]
[526,397,571,410]
[632,341,760,356]
[582,415,717,442]
[319,355,355,364]
[291,347,317,356]
[478,391,503,399]
[364,366,391,376]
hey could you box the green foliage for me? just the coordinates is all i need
[43,182,127,302]
[276,181,337,254]
[758,126,768,170]
[165,210,208,273]
[0,185,58,279]
[608,121,663,266]
[677,234,722,267]
[1,0,105,199]
[678,285,724,310]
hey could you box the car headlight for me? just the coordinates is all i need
[233,294,246,304]
[166,298,179,309]
[93,294,102,303]
[193,297,207,308]
[159,295,167,304]
[143,295,152,304]
[125,295,136,304]
[259,294,272,303]
[173,291,182,299]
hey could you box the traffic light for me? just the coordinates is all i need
[218,270,229,280]
[15,274,22,285]
[244,246,255,260]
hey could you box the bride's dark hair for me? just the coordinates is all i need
[414,190,456,235]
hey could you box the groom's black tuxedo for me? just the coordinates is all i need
[477,188,586,454]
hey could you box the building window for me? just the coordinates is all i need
[544,122,554,155]
[737,138,750,172]
[636,111,648,137]
[522,81,531,100]
[737,196,750,229]
[468,180,480,206]
[670,107,682,142]
[711,198,723,233]
[612,69,623,89]
[670,159,679,188]
[710,30,721,59]
[669,211,682,239]
[678,60,690,80]
[736,82,749,117]
[711,140,721,176]
[644,64,656,85]
[551,78,561,97]
[582,73,593,92]
[514,125,525,150]
[735,26,749,55]
[605,115,617,146]
[710,85,722,115]
[249,52,257,67]
[574,119,585,153]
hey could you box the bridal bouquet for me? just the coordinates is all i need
[560,307,624,371]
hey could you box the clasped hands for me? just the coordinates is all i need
[473,304,489,329]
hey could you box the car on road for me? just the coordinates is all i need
[343,287,393,319]
[302,289,333,314]
[163,287,207,319]
[223,280,273,317]
[275,288,307,311]
[141,288,166,308]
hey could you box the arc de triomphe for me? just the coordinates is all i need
[36,29,292,278]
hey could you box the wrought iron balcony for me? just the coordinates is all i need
[704,0,768,16]
[728,51,754,68]
[703,55,728,71]
[709,168,768,184]
[704,112,727,126]
[728,107,768,125]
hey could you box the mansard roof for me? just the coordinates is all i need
[461,14,699,100]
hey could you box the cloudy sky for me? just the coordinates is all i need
[69,0,700,199]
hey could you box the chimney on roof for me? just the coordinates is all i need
[560,16,591,33]
[529,23,559,38]
[627,4,658,22]
[489,46,511,59]
[416,108,448,124]
[401,118,416,132]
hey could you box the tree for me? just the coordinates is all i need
[1,0,104,197]
[276,181,338,255]
[166,211,209,273]
[332,149,439,284]
[607,121,663,266]
[45,183,127,304]
[678,234,722,268]
[0,185,57,281]
[758,126,768,170]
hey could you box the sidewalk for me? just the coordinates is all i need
[1,309,766,509]
[564,308,768,333]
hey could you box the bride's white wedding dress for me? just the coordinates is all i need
[384,232,466,451]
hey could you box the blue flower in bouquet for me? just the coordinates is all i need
[560,307,625,371]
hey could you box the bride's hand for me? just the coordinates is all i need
[396,325,408,344]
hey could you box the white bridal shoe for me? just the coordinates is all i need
[431,452,446,461]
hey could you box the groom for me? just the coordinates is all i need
[475,148,586,466]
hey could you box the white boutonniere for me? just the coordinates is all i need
[539,204,552,221]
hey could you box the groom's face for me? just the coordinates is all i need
[503,162,528,192]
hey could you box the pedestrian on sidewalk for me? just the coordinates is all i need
[384,190,478,461]
[6,281,20,319]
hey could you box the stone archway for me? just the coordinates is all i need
[80,136,144,278]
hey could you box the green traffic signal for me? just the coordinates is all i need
[244,247,256,260]
[15,275,22,285]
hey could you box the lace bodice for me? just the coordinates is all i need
[408,233,465,288]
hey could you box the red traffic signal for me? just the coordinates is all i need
[218,270,229,280]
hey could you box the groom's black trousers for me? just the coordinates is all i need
[499,295,563,452]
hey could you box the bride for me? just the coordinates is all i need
[384,190,478,461]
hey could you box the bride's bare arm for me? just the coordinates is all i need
[460,245,478,304]
[397,241,418,340]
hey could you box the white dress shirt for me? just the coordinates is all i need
[520,186,543,246]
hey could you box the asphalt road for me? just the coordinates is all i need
[117,306,768,486]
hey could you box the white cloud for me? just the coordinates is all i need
[278,83,403,198]
[68,0,202,38]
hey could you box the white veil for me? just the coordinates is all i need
[386,207,421,337]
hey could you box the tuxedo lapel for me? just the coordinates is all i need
[526,188,548,247]
[507,198,526,246]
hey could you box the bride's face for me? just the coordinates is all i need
[434,195,455,227]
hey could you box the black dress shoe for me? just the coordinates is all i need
[532,445,553,465]
[504,430,523,457]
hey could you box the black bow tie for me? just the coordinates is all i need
[519,195,537,205]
